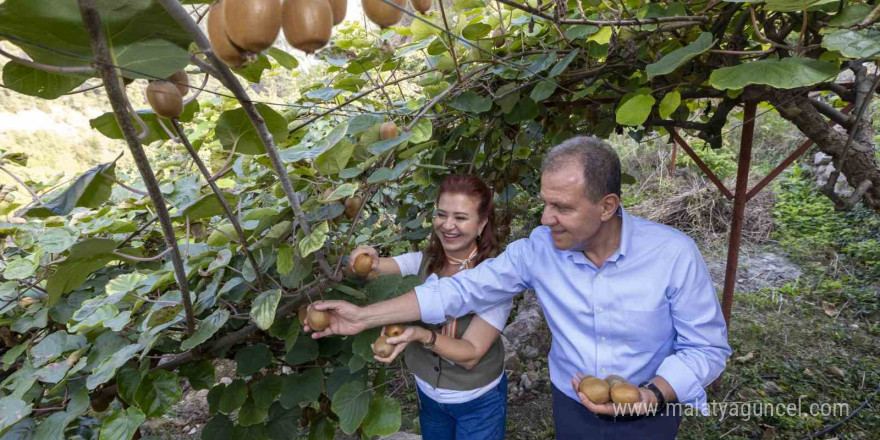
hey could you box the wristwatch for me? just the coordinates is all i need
[422,330,437,349]
[639,380,666,408]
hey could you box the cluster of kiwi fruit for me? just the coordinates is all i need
[578,374,641,405]
[372,323,404,357]
[207,0,434,69]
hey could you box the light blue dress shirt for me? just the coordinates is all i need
[415,207,732,412]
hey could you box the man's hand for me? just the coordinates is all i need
[372,326,426,363]
[304,300,367,338]
[570,373,658,417]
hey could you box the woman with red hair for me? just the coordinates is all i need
[348,174,510,440]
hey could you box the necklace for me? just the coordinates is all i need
[445,245,478,271]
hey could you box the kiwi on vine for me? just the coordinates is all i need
[411,0,431,14]
[343,196,363,219]
[166,70,190,96]
[380,121,398,140]
[282,0,333,54]
[223,0,282,53]
[362,0,405,28]
[207,1,247,67]
[146,81,183,119]
[329,0,347,25]
[353,253,374,277]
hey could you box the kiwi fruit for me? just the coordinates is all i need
[166,70,190,96]
[373,335,395,358]
[362,0,405,28]
[578,376,611,404]
[385,324,404,338]
[223,0,282,53]
[207,1,247,67]
[380,121,398,140]
[146,81,183,119]
[90,393,113,412]
[307,307,331,331]
[353,253,373,277]
[297,305,308,323]
[329,0,347,25]
[604,374,626,387]
[610,382,641,405]
[411,0,431,14]
[282,0,333,54]
[343,196,363,219]
[17,297,38,309]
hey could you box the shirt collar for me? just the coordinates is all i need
[564,205,632,266]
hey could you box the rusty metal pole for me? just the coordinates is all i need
[720,101,757,325]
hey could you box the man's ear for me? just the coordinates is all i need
[599,194,620,221]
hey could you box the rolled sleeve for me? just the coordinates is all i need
[415,275,446,325]
[656,355,709,414]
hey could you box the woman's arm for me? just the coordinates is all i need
[348,245,402,276]
[375,316,502,370]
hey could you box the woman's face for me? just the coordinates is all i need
[433,192,487,255]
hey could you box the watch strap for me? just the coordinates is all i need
[422,330,437,349]
[639,380,666,408]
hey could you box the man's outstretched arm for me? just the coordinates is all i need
[306,290,422,338]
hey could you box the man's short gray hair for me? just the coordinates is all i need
[541,136,621,202]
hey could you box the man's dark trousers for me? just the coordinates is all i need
[551,385,683,439]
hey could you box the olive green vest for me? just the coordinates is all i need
[404,254,505,391]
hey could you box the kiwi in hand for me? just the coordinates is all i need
[385,324,404,338]
[578,376,611,404]
[373,334,395,358]
[353,253,373,277]
[610,382,641,405]
[306,307,330,331]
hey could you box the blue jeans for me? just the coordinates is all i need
[416,373,508,440]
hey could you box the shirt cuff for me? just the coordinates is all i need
[656,355,710,415]
[414,277,446,325]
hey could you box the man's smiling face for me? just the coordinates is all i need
[539,162,606,251]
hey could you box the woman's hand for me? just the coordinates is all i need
[372,326,427,363]
[349,245,379,273]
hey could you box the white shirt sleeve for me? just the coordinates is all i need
[391,251,423,276]
[475,299,514,331]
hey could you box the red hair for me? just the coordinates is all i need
[425,174,498,275]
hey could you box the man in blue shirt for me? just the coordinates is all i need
[307,136,731,439]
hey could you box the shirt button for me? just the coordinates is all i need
[601,368,607,373]
[598,307,604,313]
[434,367,439,372]
[601,336,606,342]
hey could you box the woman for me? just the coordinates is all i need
[349,174,511,440]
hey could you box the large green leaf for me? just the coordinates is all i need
[284,334,319,366]
[179,360,215,391]
[821,29,880,59]
[180,309,229,350]
[174,191,239,221]
[764,0,838,12]
[361,396,401,437]
[298,221,329,258]
[218,379,248,414]
[616,94,656,126]
[134,370,181,418]
[367,132,413,156]
[215,103,288,155]
[315,140,356,176]
[237,398,269,426]
[449,91,492,114]
[0,397,31,435]
[1,63,87,99]
[37,227,78,254]
[235,344,273,377]
[46,238,118,305]
[646,32,714,78]
[24,162,116,218]
[267,47,299,69]
[251,374,282,408]
[87,343,143,390]
[266,402,300,440]
[202,415,234,440]
[280,368,323,408]
[331,381,370,435]
[99,407,145,440]
[89,100,200,144]
[659,91,681,119]
[708,57,838,90]
[251,290,281,331]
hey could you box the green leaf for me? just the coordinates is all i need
[1,63,86,99]
[232,53,271,83]
[117,366,143,405]
[331,381,370,435]
[37,227,78,253]
[828,4,872,27]
[219,379,248,414]
[251,374,282,408]
[276,244,294,275]
[87,343,143,390]
[549,49,580,78]
[361,396,401,437]
[179,360,215,391]
[410,118,433,144]
[0,397,31,434]
[709,57,839,90]
[764,0,837,12]
[251,290,281,331]
[180,309,230,351]
[588,27,612,44]
[616,94,656,126]
[411,17,441,41]
[367,131,413,156]
[266,402,300,440]
[99,407,145,440]
[208,249,232,274]
[647,32,714,79]
[134,370,181,418]
[3,259,36,280]
[322,183,359,202]
[202,414,234,440]
[235,344,273,377]
[529,81,557,102]
[24,162,115,218]
[113,39,190,80]
[284,334,319,366]
[280,368,323,408]
[449,91,492,114]
[89,100,200,144]
[215,103,288,155]
[174,192,239,220]
[237,397,269,426]
[30,331,84,367]
[298,221,329,258]
[47,238,118,305]
[267,47,299,69]
[821,29,880,59]
[308,416,334,440]
[658,91,681,119]
[462,23,491,40]
[504,98,538,123]
[315,140,355,176]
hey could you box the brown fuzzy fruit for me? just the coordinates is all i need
[166,70,190,96]
[307,307,331,331]
[146,81,183,119]
[207,1,247,67]
[282,0,333,54]
[329,0,347,25]
[579,376,611,404]
[362,0,405,28]
[411,0,431,14]
[373,335,395,358]
[343,196,363,219]
[353,253,373,277]
[610,383,641,405]
[17,297,38,309]
[385,324,404,338]
[604,375,626,387]
[223,0,282,53]
[380,121,398,140]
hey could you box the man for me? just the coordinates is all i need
[307,137,731,439]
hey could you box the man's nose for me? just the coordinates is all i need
[540,208,555,226]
